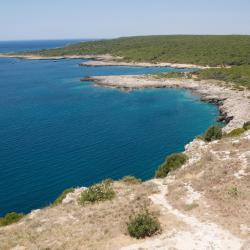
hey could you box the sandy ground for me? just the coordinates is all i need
[85,75,250,132]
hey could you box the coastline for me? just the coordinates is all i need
[79,59,208,69]
[0,53,212,69]
[1,61,250,249]
[82,75,250,132]
[0,53,95,60]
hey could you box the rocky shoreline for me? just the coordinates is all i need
[0,53,213,69]
[81,75,250,132]
[79,60,208,69]
[0,53,95,60]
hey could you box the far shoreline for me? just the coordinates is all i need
[0,53,213,69]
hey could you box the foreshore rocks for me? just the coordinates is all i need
[80,76,93,82]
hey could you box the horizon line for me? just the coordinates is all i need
[1,34,250,42]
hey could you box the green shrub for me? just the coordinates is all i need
[204,125,222,142]
[0,212,24,227]
[243,121,250,130]
[52,187,75,206]
[78,182,115,205]
[121,176,142,185]
[225,128,245,137]
[155,153,188,178]
[127,211,161,239]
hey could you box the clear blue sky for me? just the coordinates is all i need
[1,0,250,40]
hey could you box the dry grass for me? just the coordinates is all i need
[167,132,250,238]
[0,132,249,249]
[0,181,159,250]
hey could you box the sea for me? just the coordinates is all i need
[0,40,219,216]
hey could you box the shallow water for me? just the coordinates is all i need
[0,42,219,216]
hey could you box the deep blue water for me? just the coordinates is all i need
[0,41,219,216]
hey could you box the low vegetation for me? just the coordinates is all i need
[224,121,250,137]
[19,35,250,66]
[155,153,188,178]
[127,211,161,239]
[121,176,142,185]
[196,65,250,89]
[203,125,222,142]
[154,72,190,79]
[51,187,75,206]
[225,128,246,137]
[78,181,115,205]
[155,66,250,89]
[243,121,250,130]
[0,212,24,227]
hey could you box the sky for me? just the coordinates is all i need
[0,0,250,41]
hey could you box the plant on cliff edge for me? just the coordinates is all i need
[127,210,161,239]
[243,121,250,130]
[204,125,222,142]
[78,181,115,205]
[121,176,142,185]
[0,212,24,227]
[155,153,188,178]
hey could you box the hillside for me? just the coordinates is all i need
[0,129,249,249]
[19,35,250,66]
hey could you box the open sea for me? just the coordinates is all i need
[0,40,219,216]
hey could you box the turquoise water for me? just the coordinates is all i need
[0,42,219,216]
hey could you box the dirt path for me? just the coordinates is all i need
[120,179,245,250]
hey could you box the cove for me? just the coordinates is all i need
[0,57,219,216]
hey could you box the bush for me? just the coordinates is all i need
[127,211,161,239]
[204,125,222,142]
[52,187,75,206]
[121,176,142,185]
[155,153,188,178]
[0,212,24,227]
[243,121,250,130]
[225,128,245,137]
[78,182,115,205]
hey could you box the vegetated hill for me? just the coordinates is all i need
[23,35,250,66]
